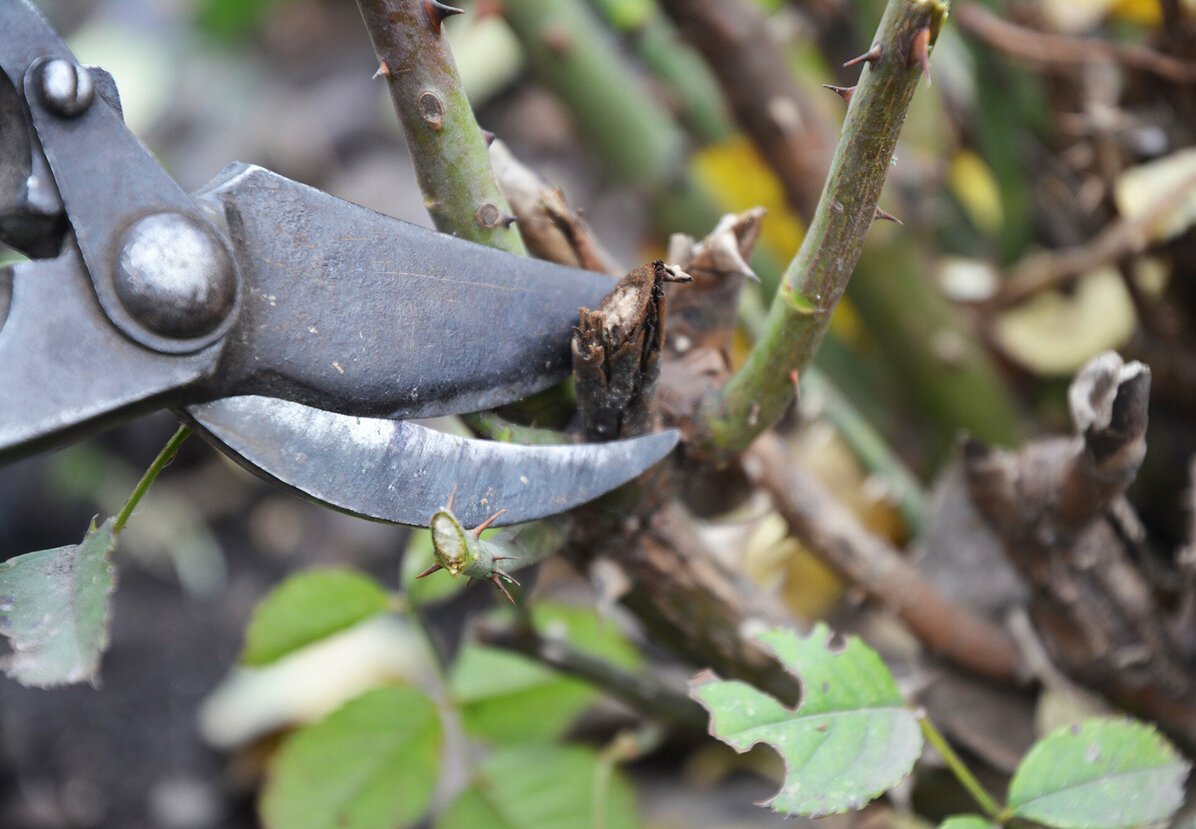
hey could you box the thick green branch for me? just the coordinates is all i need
[356,0,526,252]
[696,0,949,454]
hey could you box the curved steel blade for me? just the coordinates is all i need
[196,164,617,419]
[183,396,678,527]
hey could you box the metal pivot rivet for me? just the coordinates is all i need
[37,59,95,117]
[114,213,237,339]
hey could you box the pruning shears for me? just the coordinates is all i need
[0,0,677,527]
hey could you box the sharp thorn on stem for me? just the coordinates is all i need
[473,509,508,536]
[481,129,497,146]
[822,84,855,104]
[372,60,390,80]
[416,563,444,579]
[873,206,903,224]
[908,26,932,85]
[501,214,519,229]
[425,0,465,34]
[843,44,882,68]
[492,572,518,604]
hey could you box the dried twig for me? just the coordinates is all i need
[476,616,709,730]
[964,352,1196,743]
[489,139,620,276]
[750,432,1025,682]
[957,1,1196,85]
[993,167,1196,308]
[657,0,833,221]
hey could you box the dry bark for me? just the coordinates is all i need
[963,351,1196,742]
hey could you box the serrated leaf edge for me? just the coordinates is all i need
[689,628,922,818]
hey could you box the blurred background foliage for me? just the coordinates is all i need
[4,0,1196,825]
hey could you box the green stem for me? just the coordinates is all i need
[356,0,526,252]
[460,411,567,445]
[113,424,191,534]
[918,715,1003,820]
[587,0,735,144]
[697,0,949,455]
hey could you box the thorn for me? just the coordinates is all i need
[822,84,855,105]
[873,206,903,224]
[789,369,800,387]
[446,483,458,512]
[372,60,390,80]
[492,571,519,604]
[425,0,464,34]
[481,129,496,146]
[843,43,882,68]
[908,26,931,85]
[493,554,519,561]
[501,214,518,229]
[416,563,444,579]
[473,509,508,536]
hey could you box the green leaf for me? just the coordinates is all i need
[690,623,921,817]
[938,817,996,829]
[436,744,639,829]
[0,518,117,687]
[1007,717,1190,828]
[242,569,392,666]
[451,644,597,743]
[261,686,442,829]
[450,603,645,743]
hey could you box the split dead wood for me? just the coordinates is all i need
[956,1,1196,84]
[657,0,832,221]
[573,260,691,441]
[749,432,1026,682]
[963,351,1196,743]
[489,139,621,276]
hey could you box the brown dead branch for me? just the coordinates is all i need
[657,0,832,221]
[992,167,1196,308]
[956,1,1196,84]
[749,432,1026,682]
[489,139,621,276]
[963,351,1196,743]
[572,261,691,441]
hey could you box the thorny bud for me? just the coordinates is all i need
[417,500,520,603]
[425,0,464,34]
[822,84,855,105]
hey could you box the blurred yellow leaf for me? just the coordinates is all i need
[692,134,804,260]
[993,267,1136,375]
[948,150,1004,236]
[1109,0,1162,24]
[1114,148,1196,243]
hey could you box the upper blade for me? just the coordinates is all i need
[197,164,616,419]
[184,396,678,527]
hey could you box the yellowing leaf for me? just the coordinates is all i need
[993,268,1135,375]
[948,150,1003,235]
[692,135,804,260]
[1114,148,1196,243]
